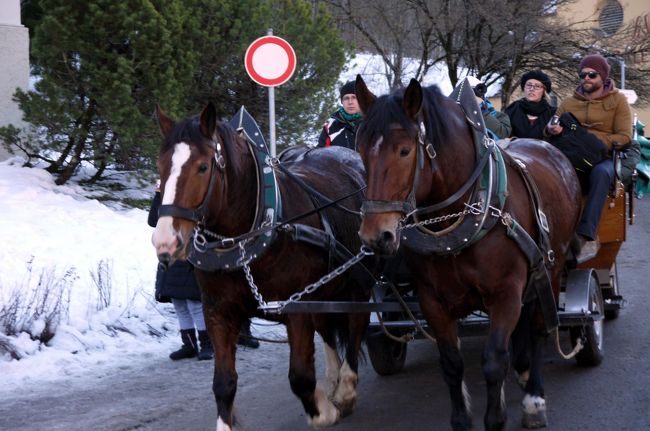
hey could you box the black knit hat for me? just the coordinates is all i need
[520,70,552,93]
[339,81,356,100]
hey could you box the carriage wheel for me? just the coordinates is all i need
[604,262,620,320]
[569,272,605,367]
[366,331,407,376]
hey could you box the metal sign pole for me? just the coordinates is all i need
[267,28,276,157]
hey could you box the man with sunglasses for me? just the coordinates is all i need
[546,53,632,261]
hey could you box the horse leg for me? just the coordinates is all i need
[204,310,240,431]
[520,328,548,428]
[420,296,472,430]
[331,312,367,416]
[287,315,340,428]
[316,320,341,400]
[511,302,535,390]
[482,295,522,431]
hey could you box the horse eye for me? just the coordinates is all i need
[399,147,411,157]
[198,163,209,173]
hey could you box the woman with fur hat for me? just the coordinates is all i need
[505,70,556,139]
[318,80,362,150]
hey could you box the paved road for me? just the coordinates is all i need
[2,197,649,431]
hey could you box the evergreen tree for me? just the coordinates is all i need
[1,0,194,184]
[184,0,346,148]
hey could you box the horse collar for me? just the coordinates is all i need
[188,115,281,272]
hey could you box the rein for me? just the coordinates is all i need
[196,183,365,250]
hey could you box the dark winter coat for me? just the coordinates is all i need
[317,110,358,150]
[148,192,201,303]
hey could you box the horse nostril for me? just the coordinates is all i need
[158,253,171,271]
[379,230,395,246]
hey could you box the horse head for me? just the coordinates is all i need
[356,76,428,255]
[152,102,233,264]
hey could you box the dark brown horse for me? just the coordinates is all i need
[355,76,581,430]
[152,103,372,430]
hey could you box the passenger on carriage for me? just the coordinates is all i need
[504,70,556,139]
[318,80,362,150]
[545,53,632,261]
[466,76,512,140]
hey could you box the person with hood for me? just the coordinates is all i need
[505,70,556,139]
[546,53,632,261]
[318,80,362,150]
[467,76,511,139]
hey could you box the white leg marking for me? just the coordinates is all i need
[332,360,358,415]
[462,380,472,415]
[152,143,191,254]
[307,385,340,428]
[522,394,546,415]
[216,416,232,431]
[322,342,341,398]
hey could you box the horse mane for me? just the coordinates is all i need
[161,114,245,178]
[358,84,450,149]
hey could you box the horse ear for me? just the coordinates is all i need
[199,102,218,140]
[155,104,175,137]
[403,78,423,121]
[355,75,376,114]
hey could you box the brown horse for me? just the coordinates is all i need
[151,102,373,430]
[355,76,581,430]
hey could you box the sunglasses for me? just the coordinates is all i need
[579,71,599,79]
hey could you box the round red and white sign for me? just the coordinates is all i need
[245,36,297,87]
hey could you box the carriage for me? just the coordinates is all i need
[151,77,637,430]
[363,172,634,376]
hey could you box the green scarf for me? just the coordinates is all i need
[338,107,363,126]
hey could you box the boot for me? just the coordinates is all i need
[169,329,198,360]
[197,330,214,361]
[237,319,260,349]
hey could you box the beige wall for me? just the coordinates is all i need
[0,0,29,161]
[558,0,650,127]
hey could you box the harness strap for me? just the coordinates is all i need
[361,200,414,215]
[504,219,559,333]
[199,185,365,250]
[414,143,494,216]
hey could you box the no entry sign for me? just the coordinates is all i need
[244,35,296,87]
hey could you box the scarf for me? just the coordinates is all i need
[505,98,555,139]
[337,107,363,127]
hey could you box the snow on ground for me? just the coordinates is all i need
[0,157,284,395]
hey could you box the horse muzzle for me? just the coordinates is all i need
[358,215,401,256]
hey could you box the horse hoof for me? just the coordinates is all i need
[522,411,547,429]
[521,394,547,429]
[308,386,341,428]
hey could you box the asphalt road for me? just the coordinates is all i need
[2,197,649,431]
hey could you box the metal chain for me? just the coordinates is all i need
[399,202,485,230]
[239,243,375,314]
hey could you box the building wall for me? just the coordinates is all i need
[559,0,650,127]
[0,0,30,161]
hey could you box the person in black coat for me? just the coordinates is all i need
[317,80,362,150]
[504,70,556,140]
[148,184,259,356]
[148,187,214,360]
